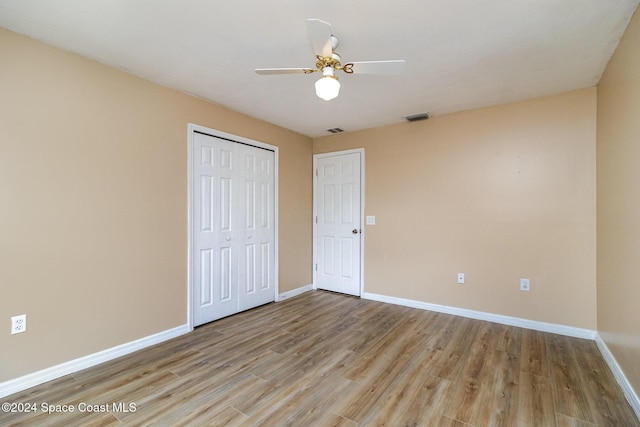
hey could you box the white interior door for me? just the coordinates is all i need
[238,145,276,311]
[315,151,362,296]
[192,130,275,326]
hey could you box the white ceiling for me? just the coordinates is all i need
[1,1,638,138]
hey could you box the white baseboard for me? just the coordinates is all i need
[278,284,314,301]
[595,334,640,420]
[0,324,190,399]
[362,292,597,340]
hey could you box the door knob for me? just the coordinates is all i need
[352,229,359,234]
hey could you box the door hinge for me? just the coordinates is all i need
[315,216,318,224]
[315,263,318,271]
[315,168,318,177]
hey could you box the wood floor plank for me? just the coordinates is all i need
[5,409,121,427]
[268,312,361,357]
[436,415,475,426]
[242,373,354,426]
[335,326,433,423]
[229,346,355,418]
[4,369,178,426]
[2,290,638,427]
[146,327,224,356]
[365,361,452,426]
[427,317,481,382]
[516,372,556,427]
[556,413,598,427]
[571,338,640,426]
[114,350,274,424]
[226,334,351,415]
[183,405,249,427]
[345,305,414,354]
[482,350,520,426]
[277,374,356,426]
[496,324,522,355]
[422,313,463,351]
[443,321,520,426]
[521,328,550,377]
[120,371,262,425]
[341,312,425,383]
[2,375,78,403]
[547,333,597,424]
[309,412,359,427]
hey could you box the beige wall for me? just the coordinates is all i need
[0,27,312,381]
[315,88,597,329]
[597,8,640,396]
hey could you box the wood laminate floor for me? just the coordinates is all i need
[2,291,638,426]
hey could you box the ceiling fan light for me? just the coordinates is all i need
[315,75,340,101]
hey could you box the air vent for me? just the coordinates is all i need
[326,128,344,134]
[405,113,429,122]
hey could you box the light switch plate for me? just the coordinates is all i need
[366,216,376,225]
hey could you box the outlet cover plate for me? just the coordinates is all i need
[11,314,26,334]
[457,273,465,284]
[520,278,530,292]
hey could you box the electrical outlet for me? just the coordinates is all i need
[457,273,465,284]
[11,314,26,334]
[520,278,530,292]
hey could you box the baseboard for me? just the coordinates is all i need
[595,334,640,420]
[0,324,190,399]
[362,292,597,340]
[278,284,314,301]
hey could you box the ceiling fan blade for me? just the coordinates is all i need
[347,60,406,75]
[306,18,333,58]
[255,68,313,75]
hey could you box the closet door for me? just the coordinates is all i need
[192,132,275,326]
[238,146,276,311]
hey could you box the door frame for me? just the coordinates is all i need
[187,123,279,330]
[313,148,365,297]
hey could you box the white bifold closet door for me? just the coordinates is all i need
[193,132,275,326]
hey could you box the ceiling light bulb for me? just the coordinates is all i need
[315,75,340,101]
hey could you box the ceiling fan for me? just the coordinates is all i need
[255,19,405,101]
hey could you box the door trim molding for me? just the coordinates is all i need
[187,123,279,330]
[313,148,365,297]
